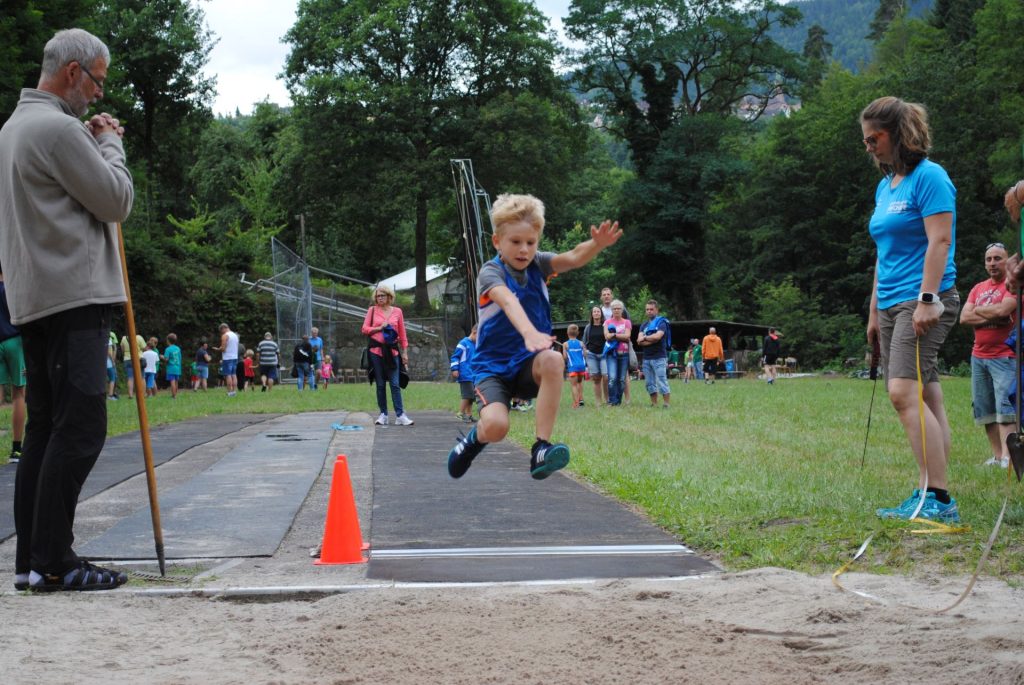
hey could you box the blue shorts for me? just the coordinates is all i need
[260,365,278,381]
[221,359,238,376]
[197,365,209,379]
[166,373,180,382]
[123,360,133,377]
[585,350,607,378]
[144,371,156,389]
[106,364,117,383]
[971,356,1015,424]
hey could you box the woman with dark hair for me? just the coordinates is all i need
[582,305,607,405]
[361,285,413,426]
[862,96,960,523]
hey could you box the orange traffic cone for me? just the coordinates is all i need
[314,455,369,565]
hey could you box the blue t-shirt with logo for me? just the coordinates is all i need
[868,159,956,310]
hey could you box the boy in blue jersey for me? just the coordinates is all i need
[450,325,478,422]
[447,193,621,479]
[563,323,587,408]
[162,333,183,399]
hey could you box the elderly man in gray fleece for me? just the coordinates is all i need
[0,28,133,592]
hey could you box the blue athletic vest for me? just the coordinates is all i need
[565,338,586,373]
[473,255,552,381]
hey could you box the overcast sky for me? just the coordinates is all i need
[200,0,572,117]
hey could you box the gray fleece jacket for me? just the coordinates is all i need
[0,89,133,325]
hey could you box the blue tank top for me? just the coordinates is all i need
[473,255,552,381]
[566,339,586,373]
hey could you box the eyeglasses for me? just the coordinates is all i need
[78,63,105,93]
[986,242,1005,251]
[375,293,388,298]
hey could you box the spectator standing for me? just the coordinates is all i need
[960,242,1015,468]
[320,355,333,390]
[141,338,159,398]
[862,96,960,523]
[692,337,704,381]
[361,285,413,425]
[682,341,695,383]
[309,327,324,390]
[600,287,633,402]
[762,328,783,385]
[215,323,240,397]
[162,333,182,399]
[120,332,145,398]
[637,299,670,408]
[194,340,211,391]
[604,300,632,406]
[242,349,256,391]
[256,332,279,392]
[0,270,27,464]
[0,28,132,591]
[293,335,314,391]
[701,327,724,384]
[450,325,478,422]
[105,330,118,400]
[563,323,587,408]
[582,306,608,405]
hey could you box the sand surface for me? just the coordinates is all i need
[2,413,1023,683]
[2,568,1024,684]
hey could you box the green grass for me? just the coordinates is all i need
[0,375,1020,578]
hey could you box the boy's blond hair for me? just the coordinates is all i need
[567,323,579,337]
[490,193,545,235]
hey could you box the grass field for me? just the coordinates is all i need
[1,373,1021,579]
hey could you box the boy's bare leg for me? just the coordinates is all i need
[532,350,564,441]
[476,401,510,444]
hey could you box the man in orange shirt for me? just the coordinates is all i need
[701,327,725,384]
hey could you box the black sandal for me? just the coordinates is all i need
[29,560,128,592]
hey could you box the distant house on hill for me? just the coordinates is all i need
[375,264,453,304]
[736,93,801,121]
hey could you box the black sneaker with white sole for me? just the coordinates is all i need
[448,427,486,479]
[530,440,570,480]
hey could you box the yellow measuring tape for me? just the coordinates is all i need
[831,336,1012,613]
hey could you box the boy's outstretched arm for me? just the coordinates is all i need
[487,284,556,352]
[550,220,622,273]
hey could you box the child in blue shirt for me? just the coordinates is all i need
[447,193,621,480]
[450,324,478,422]
[162,333,182,399]
[563,323,587,408]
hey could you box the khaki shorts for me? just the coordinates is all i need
[878,289,959,385]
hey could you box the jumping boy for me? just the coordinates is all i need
[450,324,478,422]
[447,193,621,479]
[563,324,586,408]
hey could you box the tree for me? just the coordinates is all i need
[283,0,573,311]
[866,0,907,42]
[95,0,216,221]
[565,0,805,316]
[0,1,99,125]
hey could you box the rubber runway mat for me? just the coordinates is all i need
[367,412,719,582]
[0,413,277,543]
[78,413,331,560]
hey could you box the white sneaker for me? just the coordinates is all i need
[395,413,414,426]
[983,456,1009,468]
[375,413,388,426]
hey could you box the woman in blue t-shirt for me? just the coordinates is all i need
[861,96,961,524]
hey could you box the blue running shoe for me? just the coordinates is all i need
[448,427,485,479]
[876,489,923,520]
[915,493,960,523]
[530,440,570,480]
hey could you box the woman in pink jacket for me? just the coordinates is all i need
[361,285,413,425]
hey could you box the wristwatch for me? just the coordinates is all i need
[917,292,944,316]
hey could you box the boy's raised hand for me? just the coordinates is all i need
[590,220,622,249]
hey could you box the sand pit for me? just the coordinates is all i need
[3,567,1023,684]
